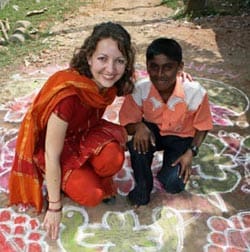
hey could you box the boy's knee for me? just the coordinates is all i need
[157,165,185,194]
[163,180,185,194]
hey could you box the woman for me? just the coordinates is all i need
[8,21,135,240]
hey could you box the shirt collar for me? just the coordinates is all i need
[172,76,185,99]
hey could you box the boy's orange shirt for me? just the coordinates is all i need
[119,77,213,137]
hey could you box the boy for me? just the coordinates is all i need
[119,38,213,206]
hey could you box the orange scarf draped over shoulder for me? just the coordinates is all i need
[8,68,117,212]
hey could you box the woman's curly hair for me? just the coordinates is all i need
[70,22,135,96]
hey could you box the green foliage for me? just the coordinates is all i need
[0,0,87,68]
[161,0,183,10]
[0,40,44,67]
[0,0,86,29]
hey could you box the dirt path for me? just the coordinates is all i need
[35,0,250,88]
[3,0,250,103]
[0,1,249,252]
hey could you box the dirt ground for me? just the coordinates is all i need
[0,1,249,252]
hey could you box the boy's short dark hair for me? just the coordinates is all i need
[146,38,182,63]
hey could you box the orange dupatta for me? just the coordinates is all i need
[8,68,117,212]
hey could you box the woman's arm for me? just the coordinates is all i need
[43,112,68,240]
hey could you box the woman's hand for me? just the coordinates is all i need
[43,205,62,240]
[180,71,193,82]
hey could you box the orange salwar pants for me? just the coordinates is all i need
[63,142,124,206]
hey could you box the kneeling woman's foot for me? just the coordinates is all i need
[102,196,116,205]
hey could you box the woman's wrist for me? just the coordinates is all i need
[47,196,62,211]
[47,196,61,204]
[47,206,63,212]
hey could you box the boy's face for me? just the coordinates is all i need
[147,54,183,93]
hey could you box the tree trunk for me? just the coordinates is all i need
[184,0,207,16]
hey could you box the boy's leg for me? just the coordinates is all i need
[127,139,155,205]
[157,136,193,193]
[127,120,163,205]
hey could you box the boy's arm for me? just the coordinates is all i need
[172,129,208,184]
[125,122,142,135]
[187,129,208,156]
[125,121,155,154]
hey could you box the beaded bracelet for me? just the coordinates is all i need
[47,197,61,204]
[47,206,62,212]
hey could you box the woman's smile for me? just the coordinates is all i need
[88,38,126,90]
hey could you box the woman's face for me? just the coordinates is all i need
[87,38,127,90]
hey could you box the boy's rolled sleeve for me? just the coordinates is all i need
[119,95,143,126]
[193,94,213,131]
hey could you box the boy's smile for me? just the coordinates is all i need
[147,54,183,94]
